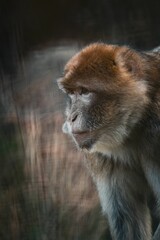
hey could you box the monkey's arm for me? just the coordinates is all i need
[142,159,160,240]
[86,154,152,240]
[140,119,160,240]
[96,170,151,240]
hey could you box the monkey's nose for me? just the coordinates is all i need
[71,113,78,122]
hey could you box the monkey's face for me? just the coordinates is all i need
[57,44,149,154]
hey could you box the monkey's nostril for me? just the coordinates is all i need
[71,114,78,122]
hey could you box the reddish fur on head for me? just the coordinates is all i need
[58,43,147,96]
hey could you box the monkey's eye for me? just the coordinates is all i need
[79,87,90,96]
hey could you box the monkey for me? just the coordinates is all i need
[57,43,160,240]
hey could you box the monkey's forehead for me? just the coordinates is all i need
[57,43,147,93]
[64,43,118,75]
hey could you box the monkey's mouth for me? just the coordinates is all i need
[72,131,97,150]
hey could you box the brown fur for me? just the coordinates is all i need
[57,43,160,240]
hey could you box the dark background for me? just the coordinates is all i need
[0,1,160,240]
[1,0,160,75]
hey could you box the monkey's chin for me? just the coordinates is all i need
[72,132,97,150]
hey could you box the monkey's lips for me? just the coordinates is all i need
[72,131,96,149]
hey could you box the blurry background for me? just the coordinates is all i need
[0,0,160,239]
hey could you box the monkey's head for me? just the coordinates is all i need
[57,43,149,154]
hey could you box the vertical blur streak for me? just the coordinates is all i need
[0,43,107,240]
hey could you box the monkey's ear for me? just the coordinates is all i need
[116,47,144,77]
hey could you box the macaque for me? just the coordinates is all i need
[57,43,160,240]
